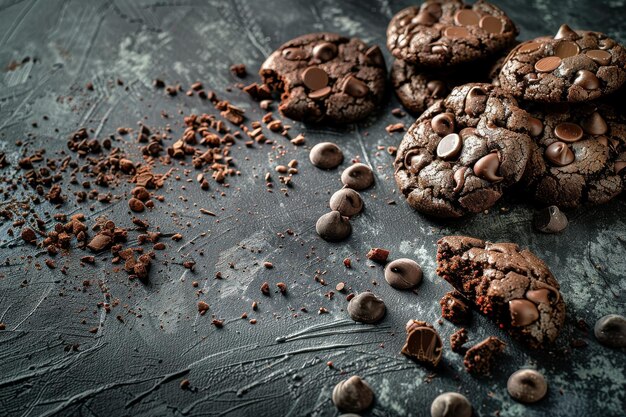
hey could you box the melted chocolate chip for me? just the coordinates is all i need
[474,152,503,183]
[554,122,584,142]
[545,141,575,166]
[509,299,540,327]
[431,113,455,136]
[574,70,600,90]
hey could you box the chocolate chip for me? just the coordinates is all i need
[365,45,384,66]
[581,111,608,135]
[534,205,569,233]
[431,113,455,136]
[479,15,504,34]
[554,24,579,40]
[309,86,332,100]
[444,26,470,38]
[341,163,374,190]
[554,40,580,58]
[474,152,502,183]
[427,80,447,98]
[574,69,600,90]
[301,66,328,90]
[507,369,548,403]
[315,211,351,242]
[615,160,626,174]
[594,314,626,348]
[415,10,438,26]
[535,56,561,72]
[464,86,487,116]
[309,142,344,169]
[342,75,369,98]
[554,122,583,142]
[529,116,544,136]
[282,47,308,60]
[401,320,443,367]
[331,376,374,413]
[454,9,479,26]
[437,133,463,160]
[384,258,422,290]
[312,42,337,62]
[519,41,541,53]
[347,292,385,324]
[329,188,364,217]
[509,299,540,327]
[545,141,575,166]
[453,167,467,193]
[585,49,612,65]
[430,392,472,417]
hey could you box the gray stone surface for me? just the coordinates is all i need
[0,0,624,416]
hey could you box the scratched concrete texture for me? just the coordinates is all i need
[0,0,624,416]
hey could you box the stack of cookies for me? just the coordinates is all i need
[391,0,626,217]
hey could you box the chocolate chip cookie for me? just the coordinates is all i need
[387,0,518,68]
[499,25,626,102]
[521,102,626,208]
[436,236,566,348]
[260,32,387,124]
[394,83,533,218]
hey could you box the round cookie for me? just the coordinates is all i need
[499,25,626,102]
[260,32,387,124]
[437,236,566,348]
[394,83,534,218]
[520,102,626,209]
[386,0,517,68]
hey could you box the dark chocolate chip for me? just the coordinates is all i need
[313,42,337,62]
[534,205,569,233]
[594,314,626,348]
[437,133,463,160]
[474,152,502,183]
[329,188,364,217]
[332,376,374,413]
[545,141,575,166]
[341,163,374,190]
[554,122,583,142]
[342,75,369,98]
[347,292,385,323]
[430,392,472,417]
[509,299,540,327]
[315,211,351,242]
[574,70,600,90]
[302,66,329,90]
[431,113,455,136]
[507,369,548,403]
[310,142,344,169]
[384,258,422,290]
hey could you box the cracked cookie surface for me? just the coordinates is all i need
[394,83,533,218]
[520,102,626,208]
[386,0,517,68]
[499,25,626,102]
[260,32,387,124]
[436,236,566,348]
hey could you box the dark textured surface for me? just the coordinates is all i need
[0,1,624,416]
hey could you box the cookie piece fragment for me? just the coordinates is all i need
[436,236,566,348]
[261,32,386,124]
[394,83,533,217]
[499,25,626,102]
[450,328,468,353]
[521,103,626,208]
[440,291,471,324]
[401,320,444,367]
[387,0,518,68]
[463,336,505,375]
